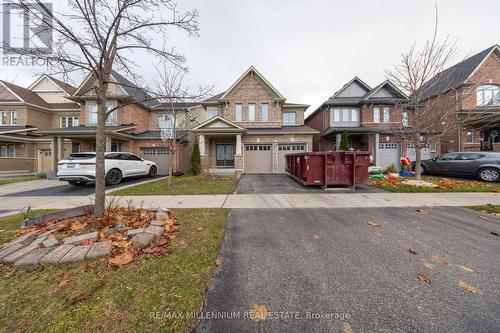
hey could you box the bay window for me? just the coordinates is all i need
[60,116,79,128]
[283,112,296,125]
[207,106,218,119]
[329,108,359,127]
[235,104,243,122]
[373,107,380,123]
[261,103,269,122]
[0,111,7,125]
[248,103,256,121]
[11,111,17,125]
[383,107,391,123]
[402,111,409,127]
[476,85,500,106]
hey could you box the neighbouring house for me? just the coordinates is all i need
[305,77,436,170]
[36,71,205,175]
[0,75,80,175]
[418,44,500,153]
[192,66,318,173]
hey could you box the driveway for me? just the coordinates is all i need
[196,207,500,332]
[237,174,382,194]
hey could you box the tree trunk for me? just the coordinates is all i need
[94,83,108,217]
[414,142,422,181]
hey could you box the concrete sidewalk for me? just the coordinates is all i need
[1,192,498,213]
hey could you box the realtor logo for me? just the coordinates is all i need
[2,2,53,54]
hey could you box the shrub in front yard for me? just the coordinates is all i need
[191,141,201,175]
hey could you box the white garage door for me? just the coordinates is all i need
[139,148,171,175]
[378,143,400,170]
[406,143,434,162]
[244,144,272,173]
[278,144,305,173]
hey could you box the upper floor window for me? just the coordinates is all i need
[158,114,174,138]
[60,116,79,128]
[373,107,380,123]
[88,101,116,125]
[248,104,256,121]
[207,106,218,119]
[10,111,17,125]
[402,111,409,127]
[330,108,359,127]
[283,112,297,126]
[0,111,7,125]
[235,104,242,122]
[261,103,269,122]
[476,85,500,106]
[383,107,391,123]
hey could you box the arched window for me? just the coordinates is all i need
[476,84,500,106]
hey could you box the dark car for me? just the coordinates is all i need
[414,152,500,182]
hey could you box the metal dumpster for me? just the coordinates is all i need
[285,151,371,188]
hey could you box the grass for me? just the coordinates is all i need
[370,175,500,193]
[0,208,229,333]
[0,177,38,186]
[111,174,239,196]
[0,209,57,245]
[469,204,500,215]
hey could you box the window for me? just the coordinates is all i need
[60,116,79,128]
[248,104,256,121]
[261,103,269,122]
[329,108,359,126]
[438,153,459,160]
[466,131,474,143]
[88,101,116,125]
[235,104,243,122]
[283,112,296,125]
[476,85,500,106]
[0,111,7,125]
[10,111,17,125]
[158,114,174,138]
[459,153,482,161]
[383,107,391,123]
[402,111,409,127]
[89,104,98,123]
[373,107,380,123]
[0,144,15,157]
[207,106,218,119]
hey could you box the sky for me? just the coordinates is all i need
[1,0,499,116]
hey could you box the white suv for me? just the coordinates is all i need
[57,152,158,186]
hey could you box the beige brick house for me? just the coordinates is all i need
[192,66,318,173]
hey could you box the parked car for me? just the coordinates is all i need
[414,152,500,182]
[57,152,157,186]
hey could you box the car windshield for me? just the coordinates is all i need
[68,153,96,160]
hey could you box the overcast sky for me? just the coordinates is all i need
[1,0,499,115]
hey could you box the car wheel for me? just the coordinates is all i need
[478,168,500,182]
[105,169,122,186]
[148,166,157,177]
[68,180,88,186]
[412,164,426,175]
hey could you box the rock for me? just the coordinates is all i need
[2,242,40,263]
[401,180,438,188]
[3,230,39,249]
[41,236,59,248]
[131,232,155,249]
[40,245,74,265]
[59,245,91,264]
[14,248,53,271]
[150,220,164,227]
[156,211,169,221]
[46,221,64,230]
[36,229,58,238]
[63,231,98,245]
[0,243,25,260]
[126,228,144,238]
[145,225,164,240]
[86,241,112,260]
[105,223,128,236]
[32,236,47,245]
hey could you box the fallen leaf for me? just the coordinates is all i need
[108,252,134,268]
[197,227,204,232]
[477,215,487,220]
[416,209,429,215]
[59,279,70,288]
[409,248,418,255]
[458,280,480,294]
[249,304,269,322]
[343,322,353,333]
[367,221,381,227]
[431,255,450,265]
[459,265,474,273]
[417,273,431,284]
[423,262,435,270]
[491,231,500,237]
[0,229,5,233]
[313,235,320,239]
[70,220,88,231]
[70,282,104,305]
[157,238,169,246]
[114,240,130,249]
[215,258,222,266]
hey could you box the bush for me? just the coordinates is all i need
[385,164,397,173]
[191,141,201,175]
[339,131,350,151]
[37,172,47,179]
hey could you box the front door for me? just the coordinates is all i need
[216,144,234,167]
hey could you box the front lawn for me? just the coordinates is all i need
[0,208,229,333]
[111,174,239,196]
[370,176,500,193]
[0,209,58,245]
[0,177,38,186]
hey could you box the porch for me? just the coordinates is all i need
[463,126,500,152]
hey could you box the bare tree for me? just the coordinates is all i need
[151,64,211,185]
[8,0,199,215]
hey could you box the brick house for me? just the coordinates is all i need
[418,44,500,153]
[192,66,318,173]
[305,77,435,170]
[0,75,80,175]
[36,71,204,175]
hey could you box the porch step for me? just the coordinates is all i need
[208,168,237,174]
[0,170,37,179]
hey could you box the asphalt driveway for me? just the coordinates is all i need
[236,174,382,194]
[196,207,500,332]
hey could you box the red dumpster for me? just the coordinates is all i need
[285,151,371,189]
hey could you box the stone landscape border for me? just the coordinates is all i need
[25,205,94,226]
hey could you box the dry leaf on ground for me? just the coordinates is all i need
[343,322,353,333]
[409,249,418,255]
[458,280,480,294]
[313,235,320,239]
[417,273,431,284]
[459,265,474,273]
[491,231,500,237]
[431,255,450,265]
[416,209,429,215]
[367,221,381,227]
[423,262,435,270]
[108,252,134,268]
[249,304,269,322]
[70,220,88,231]
[215,258,222,266]
[59,279,71,288]
[197,227,204,232]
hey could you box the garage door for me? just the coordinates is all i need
[244,144,272,173]
[378,143,400,170]
[278,144,305,173]
[406,143,434,162]
[139,148,171,175]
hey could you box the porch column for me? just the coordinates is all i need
[374,133,380,166]
[335,133,342,150]
[49,137,58,177]
[235,134,242,155]
[199,134,206,156]
[57,137,65,160]
[105,136,112,152]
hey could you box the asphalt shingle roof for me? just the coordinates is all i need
[0,81,49,108]
[111,71,160,108]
